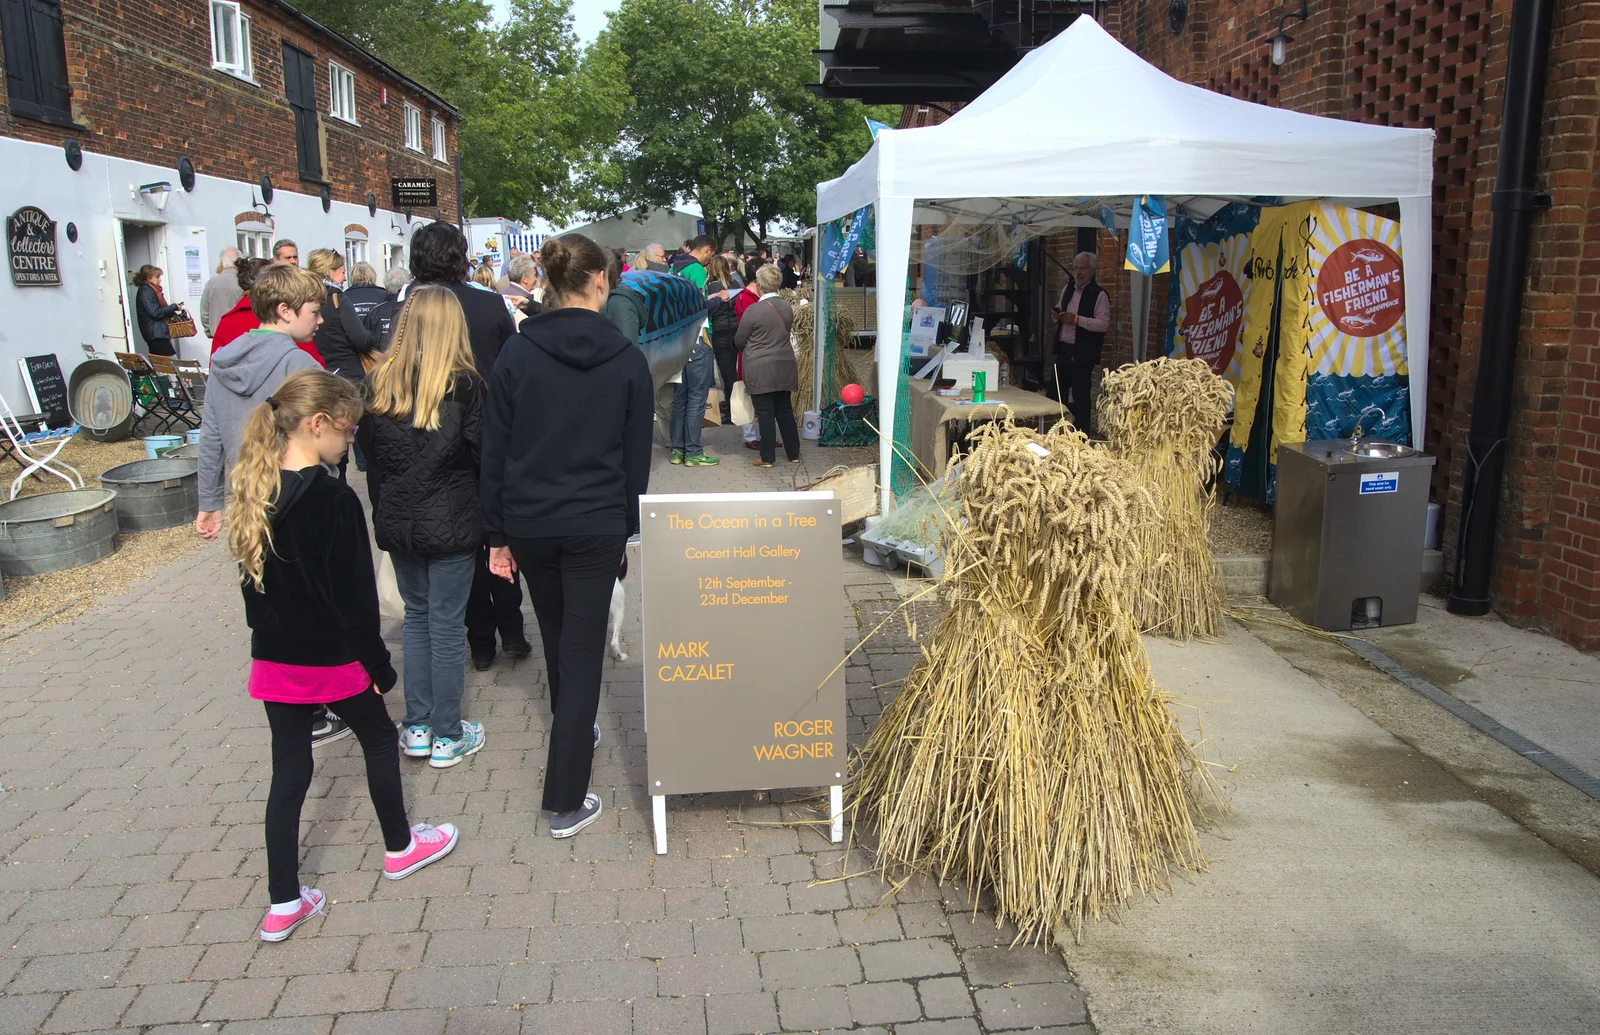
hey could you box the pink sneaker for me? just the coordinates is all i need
[383,822,459,880]
[259,886,325,942]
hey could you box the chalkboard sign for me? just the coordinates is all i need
[8,206,61,287]
[21,355,70,429]
[391,178,437,208]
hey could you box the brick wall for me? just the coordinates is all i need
[0,0,458,218]
[1120,0,1600,648]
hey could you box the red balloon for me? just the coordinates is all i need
[840,383,865,406]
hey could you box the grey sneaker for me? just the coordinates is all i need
[400,724,432,757]
[593,724,601,748]
[550,794,603,838]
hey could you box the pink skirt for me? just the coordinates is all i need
[249,659,371,705]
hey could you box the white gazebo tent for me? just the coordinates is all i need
[815,18,1435,512]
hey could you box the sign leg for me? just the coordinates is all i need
[830,785,844,844]
[653,795,668,856]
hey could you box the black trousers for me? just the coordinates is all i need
[264,687,410,902]
[752,391,800,464]
[508,534,626,813]
[466,545,525,652]
[1053,350,1099,436]
[711,341,739,418]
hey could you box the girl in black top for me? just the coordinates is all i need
[227,369,460,941]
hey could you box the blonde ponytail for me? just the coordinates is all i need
[226,369,364,591]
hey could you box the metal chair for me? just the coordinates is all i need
[1,392,83,500]
[145,355,202,432]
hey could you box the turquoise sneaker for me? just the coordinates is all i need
[429,721,485,769]
[401,724,432,758]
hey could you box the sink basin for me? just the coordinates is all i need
[1351,438,1415,459]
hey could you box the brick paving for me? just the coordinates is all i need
[0,424,1090,1033]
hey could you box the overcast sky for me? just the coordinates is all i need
[491,0,617,46]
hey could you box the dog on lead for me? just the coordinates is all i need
[607,553,629,662]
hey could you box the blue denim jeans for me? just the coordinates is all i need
[670,343,716,457]
[390,549,476,740]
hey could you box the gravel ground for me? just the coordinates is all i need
[0,433,204,640]
[1209,496,1274,556]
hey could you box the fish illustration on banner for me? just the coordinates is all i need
[1124,195,1170,275]
[1221,201,1410,502]
[1304,205,1410,449]
[615,270,709,390]
[1166,204,1260,385]
[821,205,872,281]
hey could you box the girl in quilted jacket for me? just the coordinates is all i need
[357,286,488,770]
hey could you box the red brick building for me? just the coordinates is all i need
[1105,0,1600,647]
[0,0,461,403]
[898,3,1599,648]
[1,0,459,221]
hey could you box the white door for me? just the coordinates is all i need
[168,226,209,360]
[110,220,135,354]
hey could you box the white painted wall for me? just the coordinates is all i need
[0,135,435,415]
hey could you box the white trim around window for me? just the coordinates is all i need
[432,117,448,162]
[403,102,423,152]
[210,0,256,83]
[237,228,272,259]
[329,61,358,124]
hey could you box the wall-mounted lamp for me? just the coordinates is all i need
[137,181,173,212]
[251,191,272,219]
[1270,0,1309,66]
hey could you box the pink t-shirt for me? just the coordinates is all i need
[249,659,372,704]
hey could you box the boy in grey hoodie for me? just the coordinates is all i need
[195,265,326,539]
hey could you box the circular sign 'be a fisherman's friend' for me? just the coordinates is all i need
[1181,268,1244,376]
[8,206,61,287]
[1316,239,1404,338]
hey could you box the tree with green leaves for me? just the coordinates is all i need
[593,0,894,246]
[292,0,626,223]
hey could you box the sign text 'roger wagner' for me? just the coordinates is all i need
[640,492,846,839]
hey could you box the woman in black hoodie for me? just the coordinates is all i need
[480,233,653,839]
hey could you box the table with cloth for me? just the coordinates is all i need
[906,377,1066,480]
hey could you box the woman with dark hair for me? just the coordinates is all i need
[705,254,740,425]
[480,233,653,839]
[403,222,527,669]
[133,265,189,357]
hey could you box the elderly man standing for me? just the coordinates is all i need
[1052,251,1111,436]
[272,239,299,266]
[199,248,243,337]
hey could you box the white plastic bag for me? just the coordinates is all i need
[729,380,756,426]
[376,551,405,620]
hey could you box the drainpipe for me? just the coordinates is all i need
[454,150,465,228]
[1446,0,1556,617]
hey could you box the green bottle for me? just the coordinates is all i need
[971,370,987,404]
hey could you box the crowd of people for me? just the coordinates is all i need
[188,218,815,944]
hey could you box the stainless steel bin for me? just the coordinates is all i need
[1269,439,1436,631]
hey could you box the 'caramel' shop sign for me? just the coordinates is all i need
[640,492,846,796]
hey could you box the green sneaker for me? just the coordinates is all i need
[669,449,684,465]
[684,453,720,466]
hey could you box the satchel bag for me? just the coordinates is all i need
[729,380,756,427]
[166,312,198,339]
[376,551,404,620]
